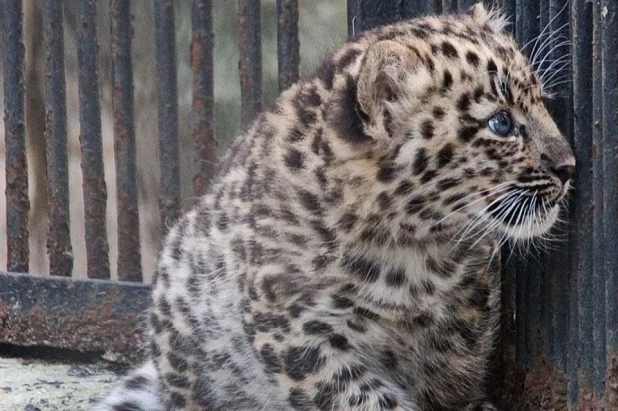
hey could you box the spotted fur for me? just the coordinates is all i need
[96,4,574,410]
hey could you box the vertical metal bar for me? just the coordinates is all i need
[570,1,594,405]
[601,0,618,406]
[238,0,262,129]
[154,0,181,231]
[401,0,436,18]
[537,0,552,368]
[76,0,110,280]
[276,0,299,91]
[442,0,458,14]
[43,0,72,276]
[3,0,30,273]
[587,0,606,406]
[192,0,217,198]
[515,0,541,373]
[110,0,141,282]
[547,0,572,379]
[347,0,362,37]
[457,0,476,12]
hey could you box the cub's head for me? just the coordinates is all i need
[335,4,574,244]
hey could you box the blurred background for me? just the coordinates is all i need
[0,0,347,281]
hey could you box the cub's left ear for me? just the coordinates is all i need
[357,40,419,119]
[467,3,509,33]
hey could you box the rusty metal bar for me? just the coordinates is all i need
[570,1,594,406]
[513,0,540,373]
[601,0,618,406]
[238,0,262,129]
[586,0,606,406]
[76,0,110,280]
[547,0,572,384]
[191,0,217,197]
[154,0,181,231]
[276,0,299,91]
[43,0,73,277]
[3,0,29,273]
[110,0,142,282]
[0,271,150,362]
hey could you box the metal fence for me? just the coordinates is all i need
[0,0,616,409]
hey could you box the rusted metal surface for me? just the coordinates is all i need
[276,0,300,91]
[588,0,605,405]
[571,1,594,407]
[191,0,218,198]
[238,0,262,129]
[0,272,150,363]
[602,0,618,407]
[3,0,30,273]
[110,0,142,282]
[76,0,110,280]
[43,0,73,277]
[154,0,181,231]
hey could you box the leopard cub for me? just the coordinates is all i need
[96,4,574,410]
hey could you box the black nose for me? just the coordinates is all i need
[551,164,575,185]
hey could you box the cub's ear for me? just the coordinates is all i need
[467,3,508,33]
[357,40,419,118]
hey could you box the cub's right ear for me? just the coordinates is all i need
[357,40,419,119]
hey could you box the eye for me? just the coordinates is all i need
[488,112,513,136]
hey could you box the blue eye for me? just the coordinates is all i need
[488,112,513,136]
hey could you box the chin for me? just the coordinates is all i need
[502,204,560,240]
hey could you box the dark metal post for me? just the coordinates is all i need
[111,0,142,282]
[3,0,30,273]
[43,0,73,277]
[601,0,618,406]
[238,0,262,129]
[191,0,217,197]
[442,0,458,13]
[276,0,300,91]
[154,0,181,231]
[76,0,110,280]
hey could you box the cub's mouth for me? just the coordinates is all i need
[485,185,566,240]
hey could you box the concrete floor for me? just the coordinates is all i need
[0,357,121,410]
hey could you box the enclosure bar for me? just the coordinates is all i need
[276,0,300,91]
[442,0,458,14]
[588,0,606,405]
[601,0,618,406]
[537,0,552,369]
[457,0,476,12]
[569,2,593,405]
[110,0,142,282]
[347,0,401,34]
[238,0,262,129]
[76,0,110,280]
[514,0,540,372]
[401,0,436,18]
[43,0,72,277]
[3,0,29,273]
[547,0,573,378]
[191,0,217,197]
[154,0,181,231]
[0,271,150,362]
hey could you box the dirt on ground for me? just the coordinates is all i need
[0,357,121,411]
